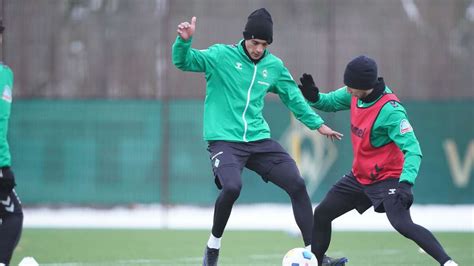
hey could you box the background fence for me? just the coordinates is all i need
[2,0,473,205]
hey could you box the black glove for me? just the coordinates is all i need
[298,73,320,102]
[0,167,16,200]
[396,181,413,209]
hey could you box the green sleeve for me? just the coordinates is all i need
[379,104,422,185]
[0,66,13,121]
[0,66,13,167]
[171,36,219,72]
[272,67,324,130]
[310,87,351,112]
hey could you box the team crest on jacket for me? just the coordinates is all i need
[400,119,413,134]
[262,69,268,78]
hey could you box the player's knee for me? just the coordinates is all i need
[221,183,242,201]
[313,204,333,223]
[287,176,306,196]
[392,224,411,238]
[272,162,306,195]
[389,218,413,237]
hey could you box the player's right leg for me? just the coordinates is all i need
[312,174,370,266]
[312,192,352,266]
[204,141,248,266]
[210,166,243,240]
[204,166,243,266]
[0,190,23,266]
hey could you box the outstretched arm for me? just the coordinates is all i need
[317,124,343,141]
[272,68,343,141]
[384,109,422,185]
[382,106,422,209]
[176,16,196,41]
[172,16,218,72]
[298,73,351,112]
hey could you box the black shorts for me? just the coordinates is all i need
[0,168,23,217]
[329,173,399,213]
[207,139,295,189]
[0,190,22,217]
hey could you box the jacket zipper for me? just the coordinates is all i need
[242,64,257,142]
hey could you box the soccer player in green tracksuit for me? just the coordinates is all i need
[0,20,23,266]
[172,8,347,266]
[298,55,458,266]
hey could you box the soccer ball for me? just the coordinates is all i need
[282,247,318,266]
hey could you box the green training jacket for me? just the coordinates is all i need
[311,86,422,185]
[0,63,13,167]
[172,36,324,142]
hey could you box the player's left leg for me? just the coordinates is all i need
[383,195,454,265]
[266,160,313,245]
[246,139,313,246]
[267,163,350,266]
[0,191,23,266]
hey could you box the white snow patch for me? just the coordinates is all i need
[22,204,473,231]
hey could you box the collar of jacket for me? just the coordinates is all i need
[238,39,268,64]
[360,77,386,103]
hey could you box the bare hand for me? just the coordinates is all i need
[177,16,196,40]
[317,124,343,141]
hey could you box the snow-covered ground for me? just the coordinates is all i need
[23,204,473,231]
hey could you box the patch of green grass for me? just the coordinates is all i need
[11,229,473,265]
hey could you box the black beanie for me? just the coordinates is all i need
[243,8,273,44]
[344,55,378,90]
